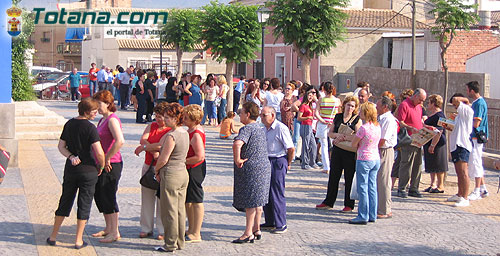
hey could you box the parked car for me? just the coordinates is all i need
[30,66,63,78]
[36,72,90,100]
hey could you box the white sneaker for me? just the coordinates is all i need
[447,194,460,202]
[480,191,489,198]
[468,191,482,201]
[454,197,470,207]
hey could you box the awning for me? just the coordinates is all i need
[65,28,88,43]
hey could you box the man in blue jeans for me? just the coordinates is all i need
[66,68,82,101]
[261,106,295,234]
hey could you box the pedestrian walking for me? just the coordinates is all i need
[118,67,132,110]
[97,65,108,92]
[135,70,147,123]
[233,75,245,113]
[67,68,82,102]
[89,63,98,96]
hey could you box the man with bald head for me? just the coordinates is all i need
[260,106,295,234]
[396,88,427,198]
[358,88,370,104]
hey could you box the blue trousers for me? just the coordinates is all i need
[217,98,227,124]
[292,118,301,153]
[233,90,241,113]
[263,156,287,228]
[355,160,381,222]
[89,80,97,96]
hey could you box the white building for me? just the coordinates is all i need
[466,45,500,98]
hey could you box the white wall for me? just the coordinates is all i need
[466,46,500,99]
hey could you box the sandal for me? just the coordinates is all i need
[423,186,433,193]
[139,232,153,238]
[99,234,121,243]
[91,231,108,237]
[430,188,444,193]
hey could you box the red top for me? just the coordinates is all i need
[396,98,423,135]
[187,129,206,169]
[299,104,313,125]
[145,122,171,165]
[89,68,98,81]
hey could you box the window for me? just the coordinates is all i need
[253,60,263,79]
[235,62,246,77]
[57,44,63,54]
[41,31,50,42]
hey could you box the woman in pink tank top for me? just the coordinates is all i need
[92,90,125,243]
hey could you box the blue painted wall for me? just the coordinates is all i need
[0,1,13,103]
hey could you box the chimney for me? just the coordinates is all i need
[478,11,491,30]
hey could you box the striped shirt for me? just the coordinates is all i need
[319,97,340,123]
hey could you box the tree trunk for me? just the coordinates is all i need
[301,55,311,84]
[226,61,234,113]
[176,47,183,81]
[440,48,449,116]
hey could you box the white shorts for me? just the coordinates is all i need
[468,139,484,178]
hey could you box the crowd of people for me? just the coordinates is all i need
[49,63,491,250]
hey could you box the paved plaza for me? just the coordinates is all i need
[0,100,499,256]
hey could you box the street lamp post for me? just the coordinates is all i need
[257,7,269,80]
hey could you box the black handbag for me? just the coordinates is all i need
[475,130,488,144]
[140,165,159,190]
[395,126,412,149]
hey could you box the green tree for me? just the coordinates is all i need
[429,0,479,113]
[160,9,201,81]
[201,1,261,111]
[12,0,36,101]
[267,0,349,84]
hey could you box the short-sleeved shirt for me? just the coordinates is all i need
[118,72,131,85]
[157,78,168,100]
[97,69,107,82]
[424,111,446,147]
[378,111,398,148]
[319,97,341,124]
[144,79,155,100]
[471,97,488,139]
[68,73,82,88]
[235,80,244,93]
[396,98,423,135]
[450,102,474,152]
[299,104,313,125]
[355,122,381,161]
[89,68,98,81]
[264,119,294,158]
[60,118,100,166]
[205,86,219,101]
[265,92,284,114]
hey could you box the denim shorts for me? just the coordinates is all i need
[451,146,470,163]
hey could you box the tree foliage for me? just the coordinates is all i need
[266,0,348,83]
[200,1,261,63]
[200,1,261,111]
[429,0,479,113]
[161,9,201,52]
[12,1,36,101]
[160,8,201,80]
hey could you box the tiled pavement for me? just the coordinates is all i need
[0,100,499,255]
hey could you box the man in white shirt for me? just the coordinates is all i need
[260,106,295,234]
[445,93,474,207]
[376,96,398,218]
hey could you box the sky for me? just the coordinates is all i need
[18,0,232,10]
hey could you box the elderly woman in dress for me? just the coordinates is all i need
[47,98,105,249]
[91,90,125,243]
[134,102,171,240]
[154,103,190,253]
[232,102,271,243]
